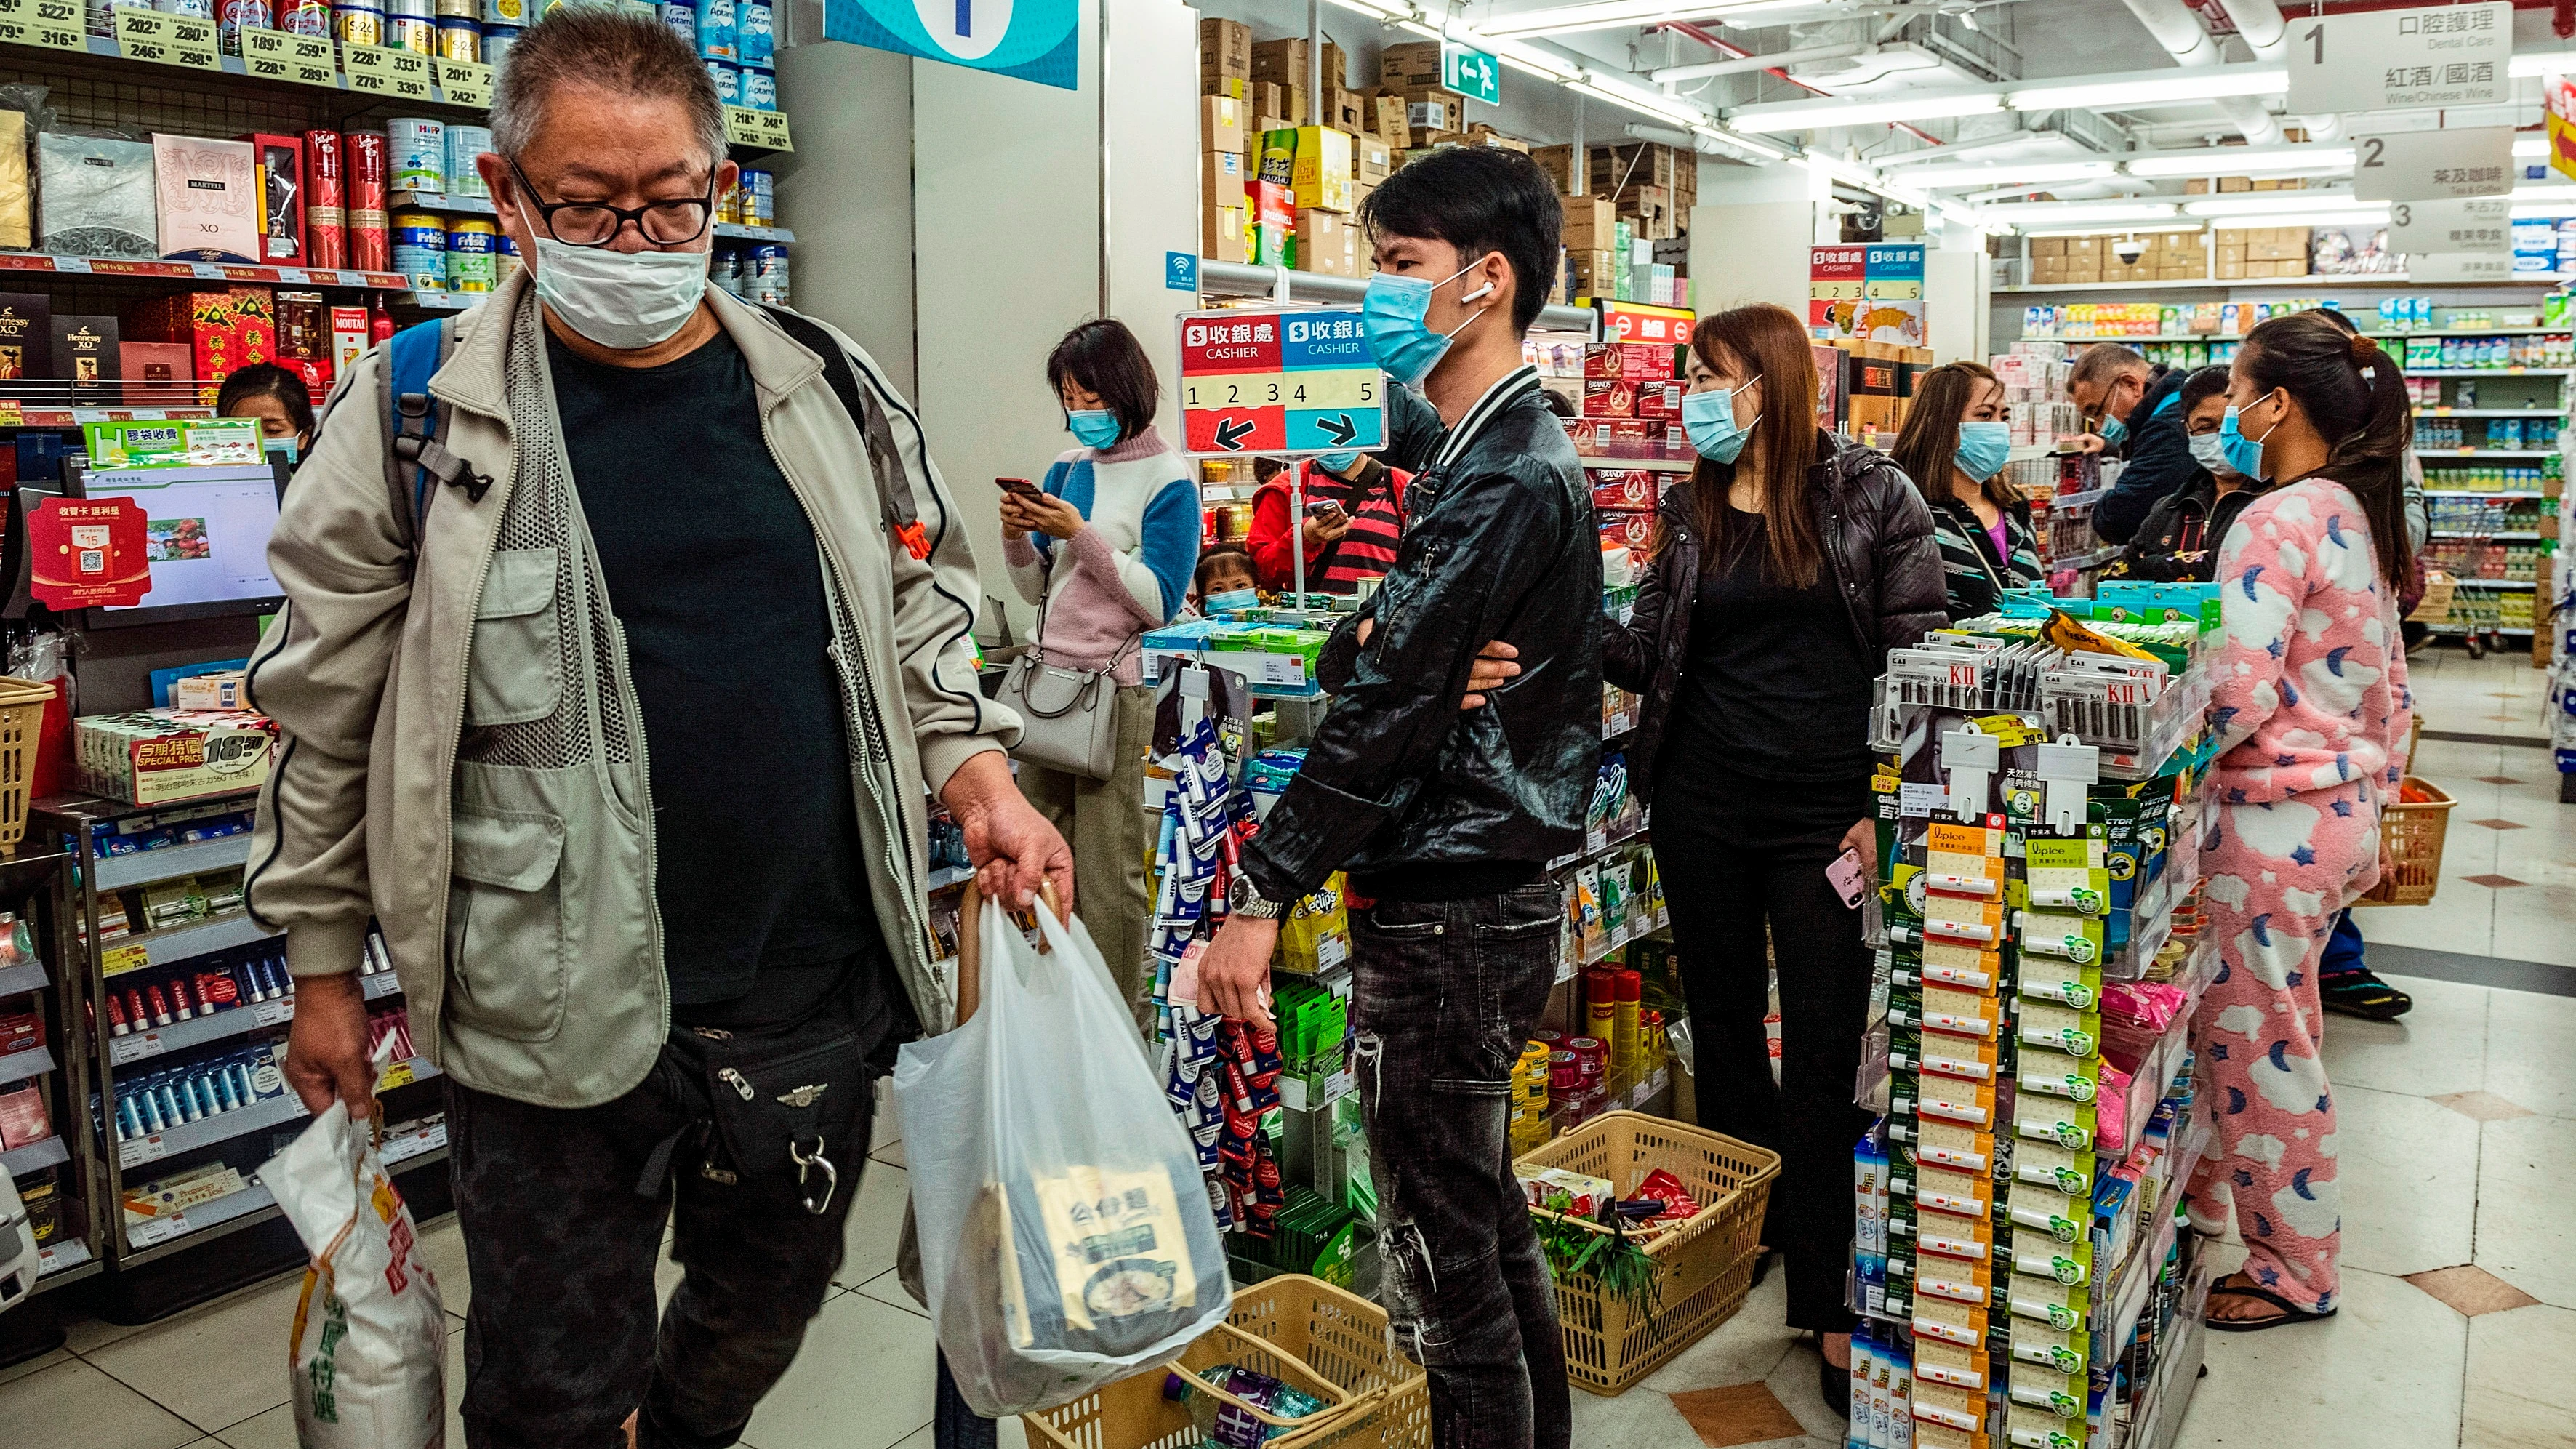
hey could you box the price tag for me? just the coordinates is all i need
[241,25,338,87]
[129,1212,188,1246]
[113,6,174,62]
[386,45,432,98]
[49,255,87,273]
[0,0,89,52]
[163,9,216,68]
[377,1058,416,1090]
[752,109,793,151]
[103,942,150,975]
[121,1133,169,1168]
[190,262,226,278]
[112,1032,166,1064]
[437,56,492,107]
[252,998,292,1026]
[723,105,759,145]
[342,41,394,91]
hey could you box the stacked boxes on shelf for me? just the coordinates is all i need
[1535,143,1691,305]
[1197,22,1388,274]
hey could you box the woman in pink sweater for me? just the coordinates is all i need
[2187,310,2413,1332]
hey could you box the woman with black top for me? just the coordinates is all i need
[1603,302,1944,1402]
[1889,360,2044,619]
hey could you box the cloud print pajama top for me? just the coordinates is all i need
[2183,478,2412,1313]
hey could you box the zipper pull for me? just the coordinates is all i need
[718,1067,755,1101]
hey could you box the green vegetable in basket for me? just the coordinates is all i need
[1531,1192,1660,1320]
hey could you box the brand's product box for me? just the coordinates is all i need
[0,292,52,393]
[1584,341,1678,382]
[1294,209,1355,276]
[171,670,249,711]
[1203,204,1248,264]
[237,132,308,265]
[1589,469,1661,512]
[1581,377,1680,420]
[120,342,194,401]
[329,305,369,375]
[76,710,278,806]
[1354,135,1393,185]
[1288,126,1353,213]
[36,133,159,258]
[152,135,262,263]
[273,290,328,393]
[51,315,119,400]
[1378,41,1447,90]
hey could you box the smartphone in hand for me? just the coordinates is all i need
[1826,848,1869,910]
[997,476,1043,497]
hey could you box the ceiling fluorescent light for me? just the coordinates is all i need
[1321,0,1416,20]
[1975,201,2184,225]
[1690,124,1789,162]
[2209,208,2387,229]
[2123,145,2353,178]
[2006,65,2285,112]
[2513,182,2576,204]
[1569,79,1707,130]
[2509,52,2576,77]
[2516,137,2548,159]
[1731,89,2005,133]
[2018,221,2208,237]
[1396,18,1441,40]
[2182,190,2355,216]
[1489,39,1584,83]
[1479,0,1802,39]
[1901,161,2122,188]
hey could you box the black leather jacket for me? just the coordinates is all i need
[1243,371,1602,900]
[1604,430,1945,806]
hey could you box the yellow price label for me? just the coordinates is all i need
[112,6,175,62]
[436,56,492,107]
[752,110,792,150]
[163,9,217,67]
[102,942,150,977]
[241,26,337,87]
[342,41,404,92]
[377,1059,417,1090]
[0,0,88,52]
[723,105,760,145]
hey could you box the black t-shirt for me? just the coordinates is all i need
[1664,513,1877,786]
[545,326,889,1027]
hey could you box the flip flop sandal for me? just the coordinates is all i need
[2205,1280,2336,1333]
[2321,971,2412,1021]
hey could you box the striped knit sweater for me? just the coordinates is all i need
[1004,426,1199,685]
[1928,495,2045,621]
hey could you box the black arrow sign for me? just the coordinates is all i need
[1215,417,1258,451]
[1317,412,1357,446]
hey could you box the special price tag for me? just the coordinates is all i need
[345,42,433,98]
[436,56,492,107]
[241,25,338,87]
[0,0,87,52]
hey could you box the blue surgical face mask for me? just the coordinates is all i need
[1203,587,1259,614]
[1681,380,1760,464]
[2188,430,2235,476]
[1068,409,1122,449]
[2096,413,2127,447]
[2218,396,2277,481]
[1360,254,1498,388]
[1954,420,2012,483]
[1315,451,1360,475]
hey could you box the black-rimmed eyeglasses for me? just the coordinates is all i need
[507,158,715,248]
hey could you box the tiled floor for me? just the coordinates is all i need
[5,649,2567,1449]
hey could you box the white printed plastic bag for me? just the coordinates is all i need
[896,895,1230,1417]
[258,1093,448,1449]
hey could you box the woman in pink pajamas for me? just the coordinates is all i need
[2186,310,2414,1331]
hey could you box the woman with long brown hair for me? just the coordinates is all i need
[2185,309,2413,1331]
[1602,302,1944,1399]
[1890,360,2044,619]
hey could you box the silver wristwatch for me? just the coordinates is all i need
[1230,875,1286,920]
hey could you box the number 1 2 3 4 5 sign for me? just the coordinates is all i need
[1178,308,1384,458]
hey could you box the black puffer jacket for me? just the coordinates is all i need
[1244,372,1602,900]
[1605,429,1945,806]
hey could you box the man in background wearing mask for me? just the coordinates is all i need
[2108,364,2260,581]
[244,11,1068,1445]
[1195,145,1597,1449]
[2069,342,2196,545]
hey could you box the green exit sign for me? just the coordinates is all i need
[1443,39,1500,105]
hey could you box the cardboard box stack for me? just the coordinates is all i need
[2218,228,2311,280]
[1200,20,1389,272]
[1528,143,1690,306]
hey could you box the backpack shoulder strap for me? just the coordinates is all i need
[383,319,484,546]
[761,303,933,561]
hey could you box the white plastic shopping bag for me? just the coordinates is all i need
[257,1071,448,1449]
[895,894,1230,1416]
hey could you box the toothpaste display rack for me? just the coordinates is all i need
[28,792,451,1320]
[1851,602,2222,1449]
[0,848,90,1301]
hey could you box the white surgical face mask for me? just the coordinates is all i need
[532,236,709,350]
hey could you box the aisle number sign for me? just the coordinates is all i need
[2387,197,2511,255]
[2351,127,2514,202]
[2284,1,2509,116]
[1177,308,1385,458]
[823,0,1078,89]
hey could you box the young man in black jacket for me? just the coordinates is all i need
[1197,146,1597,1449]
[2071,342,2196,545]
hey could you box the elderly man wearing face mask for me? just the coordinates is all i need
[243,10,1068,1444]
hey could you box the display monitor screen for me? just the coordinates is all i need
[74,463,286,624]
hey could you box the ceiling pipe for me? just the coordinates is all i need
[1651,40,1874,83]
[2220,3,2342,140]
[1656,18,1947,145]
[2114,0,2282,143]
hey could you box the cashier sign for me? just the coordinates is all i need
[1178,308,1387,459]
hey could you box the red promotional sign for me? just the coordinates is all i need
[25,496,152,609]
[1595,299,1694,345]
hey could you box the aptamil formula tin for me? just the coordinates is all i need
[734,0,769,62]
[392,213,446,292]
[694,0,732,57]
[386,117,445,193]
[739,65,774,112]
[703,57,739,105]
[739,167,774,226]
[657,0,692,47]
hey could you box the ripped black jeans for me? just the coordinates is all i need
[1349,881,1570,1449]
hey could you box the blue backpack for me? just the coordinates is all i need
[375,309,932,558]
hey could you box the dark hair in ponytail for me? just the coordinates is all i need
[2236,310,2415,588]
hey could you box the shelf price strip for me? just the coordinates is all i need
[1177,308,1385,459]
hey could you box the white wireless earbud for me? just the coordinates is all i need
[1459,282,1495,303]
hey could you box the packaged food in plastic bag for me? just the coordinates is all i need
[257,1066,447,1449]
[896,892,1230,1417]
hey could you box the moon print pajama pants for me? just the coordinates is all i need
[2183,776,2379,1314]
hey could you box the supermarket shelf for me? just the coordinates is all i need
[0,249,418,294]
[2096,1117,2214,1355]
[1196,258,1600,336]
[2405,369,2574,378]
[95,836,254,893]
[2431,530,2543,540]
[2413,408,2566,417]
[2055,545,2121,571]
[114,1056,441,1171]
[107,974,400,1067]
[1,1133,69,1178]
[1577,454,1696,472]
[2428,625,2537,637]
[1999,273,2576,294]
[2412,450,2559,459]
[27,32,485,107]
[121,1120,447,1259]
[0,406,214,428]
[1547,819,1645,874]
[2425,490,2548,499]
[2452,579,2537,590]
[102,910,276,976]
[2032,329,2571,342]
[0,960,47,996]
[1558,909,1669,981]
[0,1044,55,1088]
[925,863,974,893]
[388,190,795,244]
